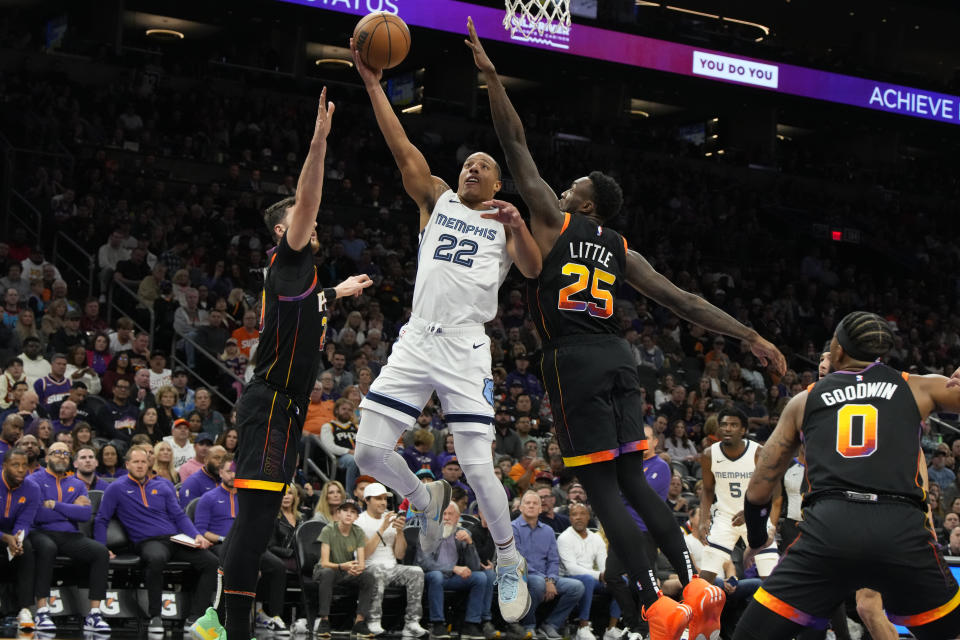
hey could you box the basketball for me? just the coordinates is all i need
[353,12,410,70]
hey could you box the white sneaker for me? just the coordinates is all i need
[495,556,531,623]
[412,480,451,554]
[291,618,310,635]
[575,626,597,640]
[402,620,429,638]
[368,620,385,636]
[255,609,290,635]
[17,608,34,631]
[34,610,56,632]
[602,628,624,640]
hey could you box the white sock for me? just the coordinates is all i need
[37,606,48,614]
[90,607,100,615]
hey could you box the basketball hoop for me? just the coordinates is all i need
[503,0,572,48]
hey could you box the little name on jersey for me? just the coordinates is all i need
[435,213,497,241]
[569,241,614,268]
[820,381,898,407]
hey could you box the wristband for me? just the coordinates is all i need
[322,287,338,309]
[744,497,772,549]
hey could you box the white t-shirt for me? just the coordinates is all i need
[149,368,172,392]
[557,527,607,579]
[356,511,398,569]
[163,435,195,470]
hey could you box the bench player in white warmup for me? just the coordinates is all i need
[350,40,542,622]
[698,407,780,585]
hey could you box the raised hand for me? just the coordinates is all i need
[312,86,336,144]
[350,37,383,87]
[464,16,496,74]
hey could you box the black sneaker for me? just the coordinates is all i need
[353,620,375,638]
[315,618,332,638]
[482,621,502,640]
[431,621,452,639]
[461,622,484,639]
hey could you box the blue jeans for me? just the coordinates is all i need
[523,575,585,629]
[338,453,358,494]
[568,574,621,621]
[425,570,489,623]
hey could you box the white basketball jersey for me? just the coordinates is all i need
[710,439,758,517]
[783,461,805,521]
[412,190,513,325]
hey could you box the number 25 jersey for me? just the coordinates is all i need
[527,212,628,342]
[802,362,924,502]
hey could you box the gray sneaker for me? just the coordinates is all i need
[413,480,451,554]
[537,624,561,640]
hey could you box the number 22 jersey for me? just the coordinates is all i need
[526,212,628,343]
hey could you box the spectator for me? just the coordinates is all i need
[638,334,665,371]
[513,416,538,451]
[2,269,29,302]
[664,420,698,473]
[215,426,238,455]
[94,447,217,634]
[34,353,70,408]
[0,447,40,631]
[18,433,43,473]
[50,310,86,355]
[416,502,492,640]
[512,490,585,639]
[51,382,98,433]
[505,353,544,398]
[736,387,769,438]
[536,484,570,534]
[86,333,112,376]
[131,368,156,412]
[52,399,79,435]
[73,445,108,492]
[0,413,25,462]
[659,385,687,422]
[402,428,440,477]
[26,442,112,633]
[128,331,151,370]
[101,351,134,398]
[312,500,377,638]
[494,408,523,461]
[313,480,347,525]
[231,310,260,359]
[96,443,126,478]
[151,441,180,485]
[154,385,179,434]
[178,432,216,482]
[5,390,43,427]
[193,455,289,633]
[304,375,337,437]
[19,337,50,385]
[193,388,226,436]
[929,450,956,490]
[441,458,476,510]
[194,309,229,359]
[323,350,354,395]
[133,406,169,444]
[97,231,131,294]
[1,357,27,409]
[357,482,428,638]
[79,299,108,335]
[109,317,136,354]
[96,378,138,443]
[64,345,101,395]
[171,369,196,416]
[319,398,360,494]
[163,418,195,470]
[14,309,44,352]
[179,443,225,506]
[147,350,172,391]
[173,288,208,368]
[948,526,960,557]
[666,472,688,513]
[270,485,303,571]
[437,433,457,469]
[558,502,621,640]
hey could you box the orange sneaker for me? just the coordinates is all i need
[683,577,726,640]
[641,594,692,640]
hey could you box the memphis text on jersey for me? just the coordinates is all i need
[819,381,898,407]
[568,240,615,269]
[435,212,498,241]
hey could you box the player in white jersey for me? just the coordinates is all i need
[697,407,780,584]
[349,41,542,623]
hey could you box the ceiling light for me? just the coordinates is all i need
[402,104,423,114]
[315,58,353,68]
[629,109,650,117]
[145,28,184,40]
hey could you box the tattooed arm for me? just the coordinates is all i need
[625,250,787,374]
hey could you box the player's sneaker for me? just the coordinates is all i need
[411,480,452,553]
[189,606,225,640]
[496,556,531,623]
[641,594,692,640]
[17,608,34,631]
[682,577,725,640]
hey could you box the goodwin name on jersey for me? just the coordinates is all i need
[819,381,898,406]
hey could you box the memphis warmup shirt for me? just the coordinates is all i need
[179,467,219,508]
[193,485,237,537]
[28,467,91,533]
[0,474,40,536]
[94,474,199,545]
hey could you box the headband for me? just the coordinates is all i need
[835,322,875,362]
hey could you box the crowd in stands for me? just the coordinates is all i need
[2,40,960,637]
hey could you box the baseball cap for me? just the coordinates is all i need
[363,482,389,499]
[443,456,460,467]
[535,471,555,482]
[173,368,188,377]
[173,418,190,429]
[337,499,361,513]
[355,475,376,486]
[415,468,435,480]
[195,433,215,444]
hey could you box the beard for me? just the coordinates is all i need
[441,523,456,539]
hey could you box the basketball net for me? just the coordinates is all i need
[503,0,571,43]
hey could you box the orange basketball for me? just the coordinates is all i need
[353,12,411,70]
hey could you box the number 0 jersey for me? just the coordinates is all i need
[413,190,512,326]
[801,362,924,502]
[526,213,628,343]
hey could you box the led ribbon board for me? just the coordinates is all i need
[282,0,960,125]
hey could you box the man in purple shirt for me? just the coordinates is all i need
[27,442,111,633]
[194,457,289,634]
[0,447,39,631]
[179,444,225,508]
[34,354,71,409]
[0,413,24,463]
[512,491,584,639]
[94,447,218,634]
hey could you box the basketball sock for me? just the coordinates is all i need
[616,452,695,586]
[355,412,426,508]
[224,593,254,640]
[454,430,515,556]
